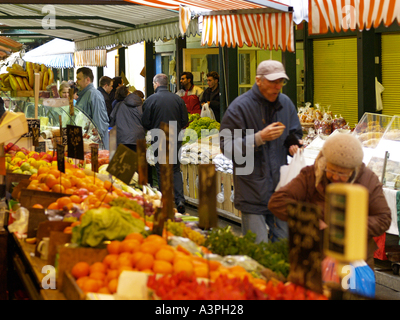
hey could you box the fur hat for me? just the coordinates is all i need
[322,133,364,169]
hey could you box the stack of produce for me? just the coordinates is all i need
[0,62,54,92]
[83,149,109,165]
[183,116,220,145]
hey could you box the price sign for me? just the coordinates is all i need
[91,144,99,173]
[287,202,323,294]
[35,141,46,153]
[198,164,217,230]
[66,125,84,160]
[107,144,138,185]
[22,118,40,138]
[57,144,65,173]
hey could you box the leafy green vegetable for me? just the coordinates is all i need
[110,197,144,216]
[71,207,145,247]
[205,226,290,278]
[183,116,221,144]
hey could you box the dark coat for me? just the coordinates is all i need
[141,86,188,133]
[220,83,302,215]
[200,84,220,122]
[109,93,145,146]
[97,87,112,119]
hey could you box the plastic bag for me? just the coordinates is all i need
[200,103,215,120]
[348,260,376,298]
[275,150,306,191]
[322,256,340,284]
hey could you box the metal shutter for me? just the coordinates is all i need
[313,38,358,127]
[382,33,400,116]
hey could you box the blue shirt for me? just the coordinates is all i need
[75,83,109,149]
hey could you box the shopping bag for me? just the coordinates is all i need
[200,103,216,120]
[322,256,340,284]
[275,149,306,191]
[348,260,376,298]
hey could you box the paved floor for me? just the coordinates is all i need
[183,203,400,300]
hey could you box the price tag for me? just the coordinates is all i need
[57,144,65,173]
[107,144,137,185]
[286,202,323,294]
[198,164,217,230]
[91,144,99,173]
[31,127,40,147]
[22,118,40,138]
[66,124,84,160]
[137,139,148,186]
[35,141,46,153]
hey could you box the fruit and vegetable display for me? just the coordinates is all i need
[183,116,220,144]
[0,62,54,92]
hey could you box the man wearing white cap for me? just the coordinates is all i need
[220,60,303,244]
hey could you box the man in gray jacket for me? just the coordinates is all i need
[220,60,302,243]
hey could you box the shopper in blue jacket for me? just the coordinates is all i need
[220,60,302,243]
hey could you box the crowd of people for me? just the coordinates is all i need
[58,62,391,273]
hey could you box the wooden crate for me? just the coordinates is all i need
[187,164,196,199]
[181,164,189,198]
[19,188,68,208]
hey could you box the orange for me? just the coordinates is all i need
[107,241,121,255]
[75,180,87,189]
[76,276,89,289]
[106,269,119,282]
[117,255,133,268]
[38,166,50,175]
[86,183,97,193]
[103,254,118,268]
[82,278,100,293]
[139,242,161,256]
[37,183,50,192]
[108,278,118,294]
[208,260,222,271]
[29,173,38,181]
[173,259,194,277]
[71,261,90,279]
[64,188,75,195]
[52,184,65,194]
[90,262,107,274]
[94,188,107,199]
[194,265,209,278]
[143,234,167,246]
[136,253,154,271]
[68,175,79,187]
[125,233,144,243]
[48,169,60,179]
[98,287,111,294]
[44,174,58,189]
[61,177,72,189]
[153,260,173,275]
[70,195,82,204]
[120,239,141,254]
[130,251,144,267]
[32,203,44,209]
[103,180,113,191]
[172,252,192,264]
[47,202,59,210]
[57,196,72,210]
[89,271,106,282]
[102,193,115,204]
[155,248,175,263]
[74,169,86,179]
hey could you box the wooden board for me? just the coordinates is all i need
[57,246,108,289]
[47,231,72,266]
[61,271,86,300]
[27,208,48,238]
[11,179,30,200]
[5,173,30,193]
[19,188,68,208]
[188,164,196,199]
[34,221,71,257]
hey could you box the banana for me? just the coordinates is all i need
[26,61,34,87]
[38,71,44,90]
[42,71,49,89]
[40,64,47,74]
[8,74,21,91]
[0,73,8,81]
[23,77,32,91]
[16,76,26,90]
[7,67,28,78]
[48,68,54,85]
[12,63,24,71]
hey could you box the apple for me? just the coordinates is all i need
[78,188,89,196]
[20,162,30,172]
[12,168,22,174]
[8,150,16,157]
[39,152,47,158]
[20,148,29,155]
[17,160,26,167]
[15,151,26,160]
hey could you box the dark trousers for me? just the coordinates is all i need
[155,161,185,205]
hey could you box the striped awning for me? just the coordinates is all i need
[74,50,107,67]
[309,0,400,35]
[125,0,295,51]
[201,12,294,51]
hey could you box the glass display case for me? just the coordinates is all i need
[352,112,394,165]
[366,115,400,188]
[0,92,104,150]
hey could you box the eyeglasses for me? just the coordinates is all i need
[325,169,353,179]
[267,79,287,86]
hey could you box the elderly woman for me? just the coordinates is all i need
[268,133,391,270]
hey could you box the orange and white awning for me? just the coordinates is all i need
[125,0,295,51]
[309,0,400,35]
[201,11,294,51]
